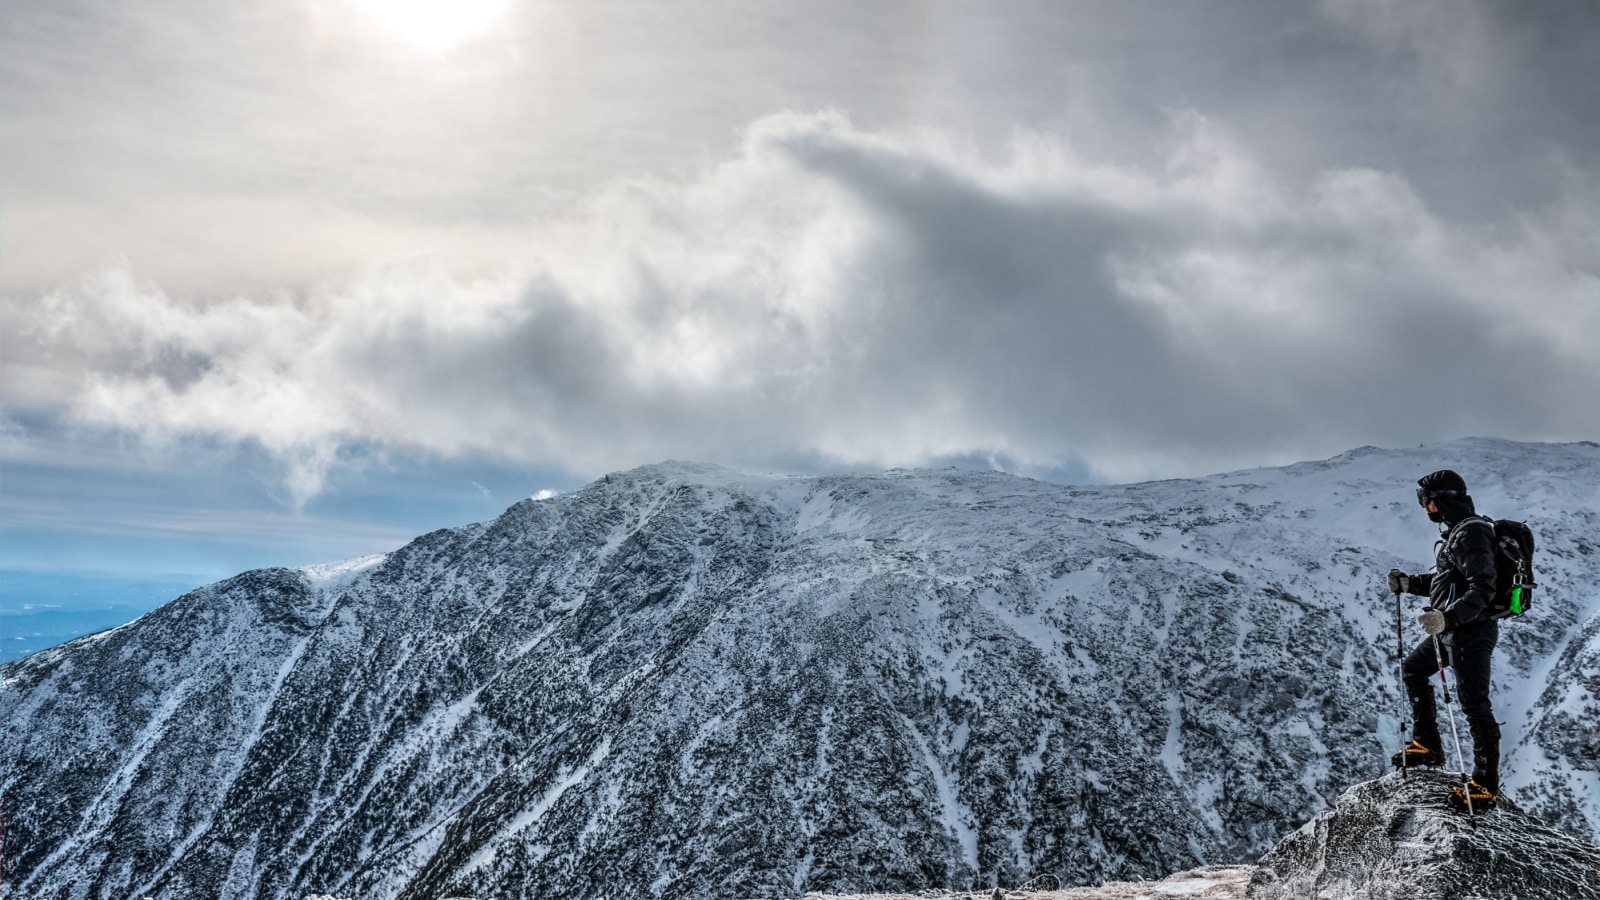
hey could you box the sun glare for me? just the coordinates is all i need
[348,0,513,53]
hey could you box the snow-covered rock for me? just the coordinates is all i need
[1,438,1597,899]
[1248,770,1600,900]
[801,865,1254,899]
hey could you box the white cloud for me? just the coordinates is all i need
[3,111,1596,498]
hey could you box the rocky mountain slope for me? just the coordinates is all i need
[2,438,1597,899]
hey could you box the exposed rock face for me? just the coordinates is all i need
[1248,770,1600,900]
[1,440,1597,899]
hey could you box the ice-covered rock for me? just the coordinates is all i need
[1248,770,1600,900]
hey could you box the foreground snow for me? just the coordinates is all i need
[799,865,1253,899]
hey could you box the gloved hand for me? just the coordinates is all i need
[1388,569,1411,594]
[1418,607,1447,635]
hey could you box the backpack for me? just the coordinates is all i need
[1452,516,1536,619]
[1487,518,1536,618]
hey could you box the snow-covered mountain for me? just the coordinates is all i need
[2,438,1597,899]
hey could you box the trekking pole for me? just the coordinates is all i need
[1430,622,1474,817]
[1395,589,1408,778]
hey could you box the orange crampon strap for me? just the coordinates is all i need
[1450,781,1496,801]
[1449,780,1498,812]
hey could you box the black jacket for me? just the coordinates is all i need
[1406,516,1499,630]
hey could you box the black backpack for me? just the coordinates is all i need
[1455,516,1537,619]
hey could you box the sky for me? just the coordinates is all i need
[2,0,1598,634]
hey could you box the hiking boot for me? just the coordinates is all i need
[1391,740,1445,768]
[1469,719,1500,796]
[1450,779,1498,813]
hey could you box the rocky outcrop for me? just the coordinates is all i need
[1248,770,1600,900]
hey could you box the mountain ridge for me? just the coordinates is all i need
[2,438,1597,899]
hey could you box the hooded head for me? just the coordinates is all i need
[1417,469,1476,525]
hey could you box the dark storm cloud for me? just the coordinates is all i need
[5,110,1595,495]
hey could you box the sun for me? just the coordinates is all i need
[348,0,513,53]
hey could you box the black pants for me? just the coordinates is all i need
[1401,619,1500,790]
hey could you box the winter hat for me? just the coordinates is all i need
[1418,469,1468,497]
[1418,469,1475,524]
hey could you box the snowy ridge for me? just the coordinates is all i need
[300,554,389,590]
[1,438,1597,899]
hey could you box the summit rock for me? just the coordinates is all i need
[1249,770,1600,900]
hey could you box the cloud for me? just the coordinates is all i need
[3,111,1597,497]
[1317,0,1500,87]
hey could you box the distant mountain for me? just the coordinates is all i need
[2,439,1596,899]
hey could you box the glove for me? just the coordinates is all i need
[1418,607,1447,635]
[1388,569,1411,594]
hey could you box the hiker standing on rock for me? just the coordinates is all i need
[1387,469,1501,810]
